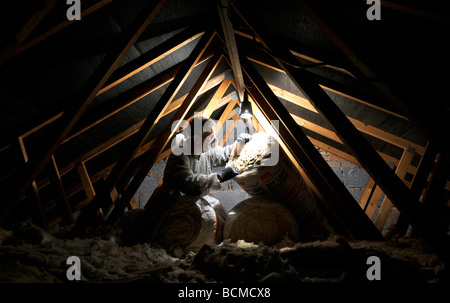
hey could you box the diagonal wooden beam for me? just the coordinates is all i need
[63,50,216,144]
[295,0,450,162]
[70,30,216,236]
[3,33,214,152]
[203,79,232,119]
[378,0,450,24]
[46,92,235,211]
[245,51,407,121]
[216,0,245,101]
[0,0,58,66]
[241,55,383,240]
[7,0,114,59]
[1,0,167,226]
[409,142,437,201]
[98,25,205,95]
[106,52,223,225]
[232,2,450,262]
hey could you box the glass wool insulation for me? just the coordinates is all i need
[227,132,271,174]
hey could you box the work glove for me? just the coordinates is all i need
[234,133,252,156]
[217,167,239,183]
[236,133,252,144]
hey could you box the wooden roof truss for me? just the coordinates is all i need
[0,0,448,263]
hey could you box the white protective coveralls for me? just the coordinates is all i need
[145,133,236,207]
[133,133,237,245]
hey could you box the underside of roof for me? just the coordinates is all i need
[0,0,449,264]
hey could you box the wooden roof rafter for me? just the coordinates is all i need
[295,0,450,162]
[240,41,408,121]
[231,0,450,262]
[106,51,224,225]
[0,0,59,66]
[71,29,217,236]
[0,0,168,227]
[240,55,383,241]
[33,89,236,219]
[32,70,231,198]
[3,0,114,62]
[0,23,210,151]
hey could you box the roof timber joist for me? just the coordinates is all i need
[0,31,218,186]
[0,55,223,186]
[295,0,450,162]
[0,0,168,226]
[35,91,236,213]
[97,25,206,95]
[22,66,231,199]
[0,0,59,66]
[106,52,224,225]
[231,1,450,261]
[4,0,114,61]
[233,25,426,173]
[2,0,447,245]
[221,54,418,196]
[71,29,217,235]
[243,49,408,121]
[240,55,383,240]
[1,25,210,150]
[269,83,425,154]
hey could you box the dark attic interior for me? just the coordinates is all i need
[0,0,449,284]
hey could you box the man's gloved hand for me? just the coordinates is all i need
[236,133,252,144]
[217,167,239,183]
[234,133,252,156]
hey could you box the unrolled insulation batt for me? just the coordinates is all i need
[223,197,300,246]
[227,132,330,237]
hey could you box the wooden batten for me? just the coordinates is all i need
[0,0,447,272]
[49,155,74,225]
[374,147,416,232]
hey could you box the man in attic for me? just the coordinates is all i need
[124,117,251,249]
[154,117,249,201]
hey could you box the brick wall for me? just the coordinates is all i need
[318,148,370,203]
[134,148,370,211]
